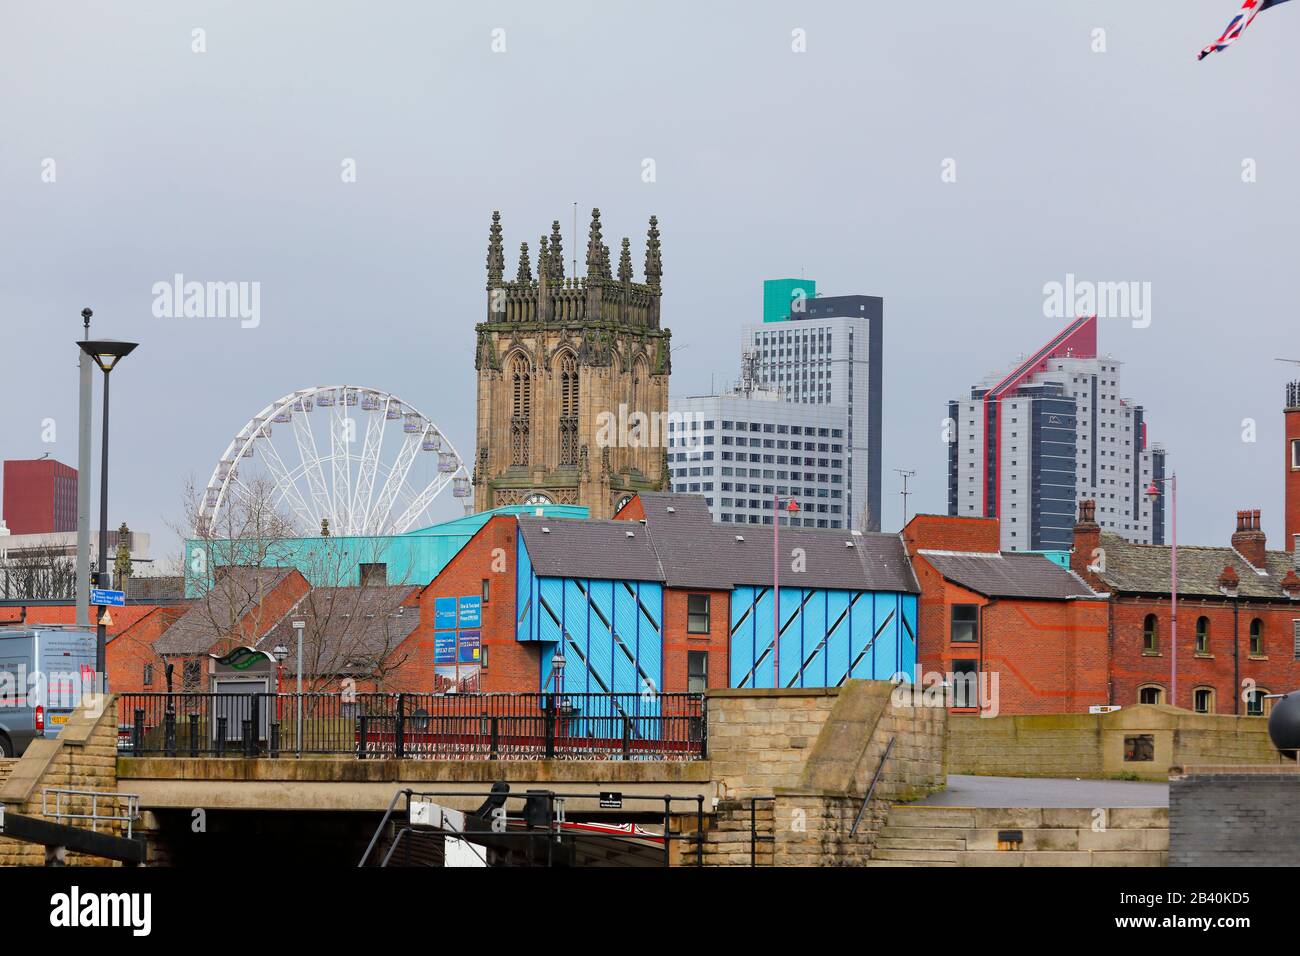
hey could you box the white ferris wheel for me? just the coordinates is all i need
[197,385,471,537]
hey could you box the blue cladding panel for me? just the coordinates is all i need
[515,533,535,641]
[821,592,851,686]
[515,563,663,696]
[730,584,917,690]
[538,578,564,644]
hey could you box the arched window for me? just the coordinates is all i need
[1142,614,1158,653]
[557,351,578,466]
[1193,686,1215,714]
[1138,684,1163,705]
[510,354,531,466]
[1249,618,1264,657]
[1247,686,1270,717]
[1195,616,1210,655]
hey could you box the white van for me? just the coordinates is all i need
[0,626,99,757]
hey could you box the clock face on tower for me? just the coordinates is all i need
[524,492,554,506]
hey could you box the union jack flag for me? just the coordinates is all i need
[1199,0,1292,59]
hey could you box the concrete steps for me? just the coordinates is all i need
[864,804,1168,867]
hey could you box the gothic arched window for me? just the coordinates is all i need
[510,354,531,466]
[558,351,579,466]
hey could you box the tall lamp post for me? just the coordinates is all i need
[772,495,800,689]
[291,620,305,755]
[78,338,138,690]
[1145,473,1178,707]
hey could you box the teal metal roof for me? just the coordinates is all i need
[183,504,589,596]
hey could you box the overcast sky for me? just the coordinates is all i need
[2,0,1298,562]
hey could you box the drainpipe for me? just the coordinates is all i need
[1232,598,1240,716]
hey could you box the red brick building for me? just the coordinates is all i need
[2,458,77,534]
[903,513,1110,715]
[1072,502,1300,715]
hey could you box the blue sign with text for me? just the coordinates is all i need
[434,631,457,665]
[458,629,481,664]
[90,589,125,607]
[458,596,481,628]
[435,597,457,631]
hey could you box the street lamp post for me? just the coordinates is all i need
[772,495,800,689]
[272,644,289,724]
[1145,472,1178,707]
[78,338,138,691]
[291,620,305,755]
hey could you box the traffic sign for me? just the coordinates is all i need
[90,588,125,607]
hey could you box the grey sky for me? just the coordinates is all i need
[2,0,1297,562]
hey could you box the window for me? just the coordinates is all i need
[481,578,491,604]
[1247,686,1269,717]
[359,562,387,587]
[1292,438,1300,469]
[143,663,154,687]
[1293,620,1300,660]
[951,660,980,708]
[1138,685,1163,705]
[510,354,532,466]
[1193,687,1215,714]
[687,651,708,695]
[1141,614,1158,652]
[687,594,710,633]
[1124,734,1155,762]
[481,646,489,671]
[951,605,979,643]
[182,659,202,690]
[1195,616,1210,654]
[1250,618,1264,657]
[557,350,579,466]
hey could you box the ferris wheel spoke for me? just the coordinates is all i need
[330,392,355,533]
[368,432,423,534]
[391,472,453,533]
[292,405,335,532]
[349,401,387,533]
[256,433,317,533]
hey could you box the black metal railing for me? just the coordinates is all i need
[116,692,707,761]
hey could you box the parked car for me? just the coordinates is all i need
[0,626,99,758]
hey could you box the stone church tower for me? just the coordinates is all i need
[473,209,672,519]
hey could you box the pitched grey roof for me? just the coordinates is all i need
[919,550,1099,600]
[257,586,420,677]
[519,494,920,594]
[517,517,665,582]
[1092,532,1298,600]
[714,525,919,593]
[155,567,300,655]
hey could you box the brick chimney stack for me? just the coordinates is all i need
[1288,382,1300,552]
[1071,499,1104,589]
[1232,509,1268,569]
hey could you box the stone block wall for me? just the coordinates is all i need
[703,681,947,866]
[1170,767,1300,866]
[948,705,1286,781]
[706,688,838,798]
[0,696,124,867]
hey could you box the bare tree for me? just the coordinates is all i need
[0,536,79,600]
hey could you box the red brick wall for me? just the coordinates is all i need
[903,513,1000,556]
[1111,595,1300,713]
[106,605,189,693]
[911,551,1110,715]
[661,588,729,693]
[1,602,159,636]
[405,516,540,694]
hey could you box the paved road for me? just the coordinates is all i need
[918,774,1168,807]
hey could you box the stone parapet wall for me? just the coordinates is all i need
[948,705,1285,781]
[0,696,123,867]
